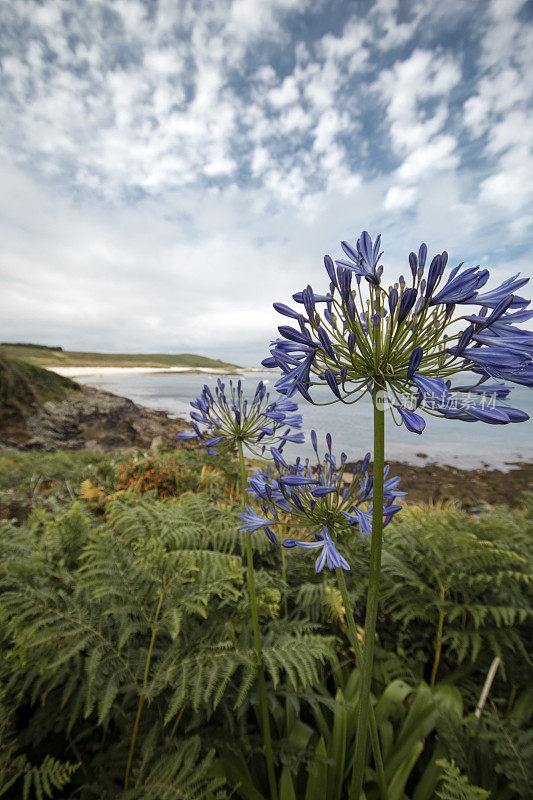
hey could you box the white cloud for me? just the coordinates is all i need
[114,0,148,32]
[318,18,371,71]
[277,105,309,132]
[268,75,300,108]
[376,49,461,215]
[229,0,306,40]
[461,0,533,223]
[312,111,347,153]
[480,145,533,213]
[463,94,490,135]
[377,50,461,155]
[250,145,270,176]
[368,0,424,51]
[396,134,458,181]
[300,59,343,111]
[384,185,418,211]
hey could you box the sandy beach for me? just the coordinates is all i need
[47,366,247,377]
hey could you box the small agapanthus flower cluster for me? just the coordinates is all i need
[264,231,532,433]
[176,379,304,455]
[238,431,404,572]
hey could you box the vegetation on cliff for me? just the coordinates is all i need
[0,343,240,370]
[0,355,77,422]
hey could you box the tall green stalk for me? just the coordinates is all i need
[350,403,385,800]
[280,536,288,618]
[124,590,164,792]
[335,567,388,800]
[237,442,278,800]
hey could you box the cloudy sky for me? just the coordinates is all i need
[1,0,532,365]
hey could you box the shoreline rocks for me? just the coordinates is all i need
[1,385,192,452]
[346,459,532,509]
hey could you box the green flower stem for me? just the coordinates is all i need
[237,442,278,800]
[351,402,385,800]
[280,542,288,618]
[124,589,164,792]
[335,567,388,800]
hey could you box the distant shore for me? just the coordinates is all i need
[0,344,244,373]
[46,365,261,377]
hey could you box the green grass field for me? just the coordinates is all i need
[0,343,240,370]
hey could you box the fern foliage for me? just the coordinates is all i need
[435,759,489,800]
[0,483,336,797]
[1,448,531,799]
[376,505,532,679]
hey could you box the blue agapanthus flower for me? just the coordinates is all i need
[283,527,351,572]
[263,231,532,434]
[177,379,304,456]
[238,431,404,572]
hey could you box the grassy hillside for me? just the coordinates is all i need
[0,355,77,419]
[0,343,240,370]
[0,356,78,446]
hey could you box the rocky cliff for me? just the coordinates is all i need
[0,356,191,451]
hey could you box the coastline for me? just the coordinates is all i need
[46,366,251,377]
[3,364,524,506]
[51,367,533,474]
[1,375,530,506]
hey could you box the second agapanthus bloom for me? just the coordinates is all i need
[177,378,304,456]
[239,431,404,572]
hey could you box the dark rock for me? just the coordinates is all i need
[3,385,192,452]
[345,458,533,509]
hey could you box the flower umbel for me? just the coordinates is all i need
[238,431,404,571]
[264,232,531,433]
[177,379,304,456]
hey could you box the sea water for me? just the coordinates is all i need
[75,370,533,470]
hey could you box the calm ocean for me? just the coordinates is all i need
[77,371,533,471]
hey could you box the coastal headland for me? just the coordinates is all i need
[0,342,243,371]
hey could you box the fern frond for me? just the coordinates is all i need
[130,738,225,800]
[435,758,489,800]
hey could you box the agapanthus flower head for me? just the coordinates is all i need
[264,231,532,433]
[177,379,304,456]
[238,431,404,571]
